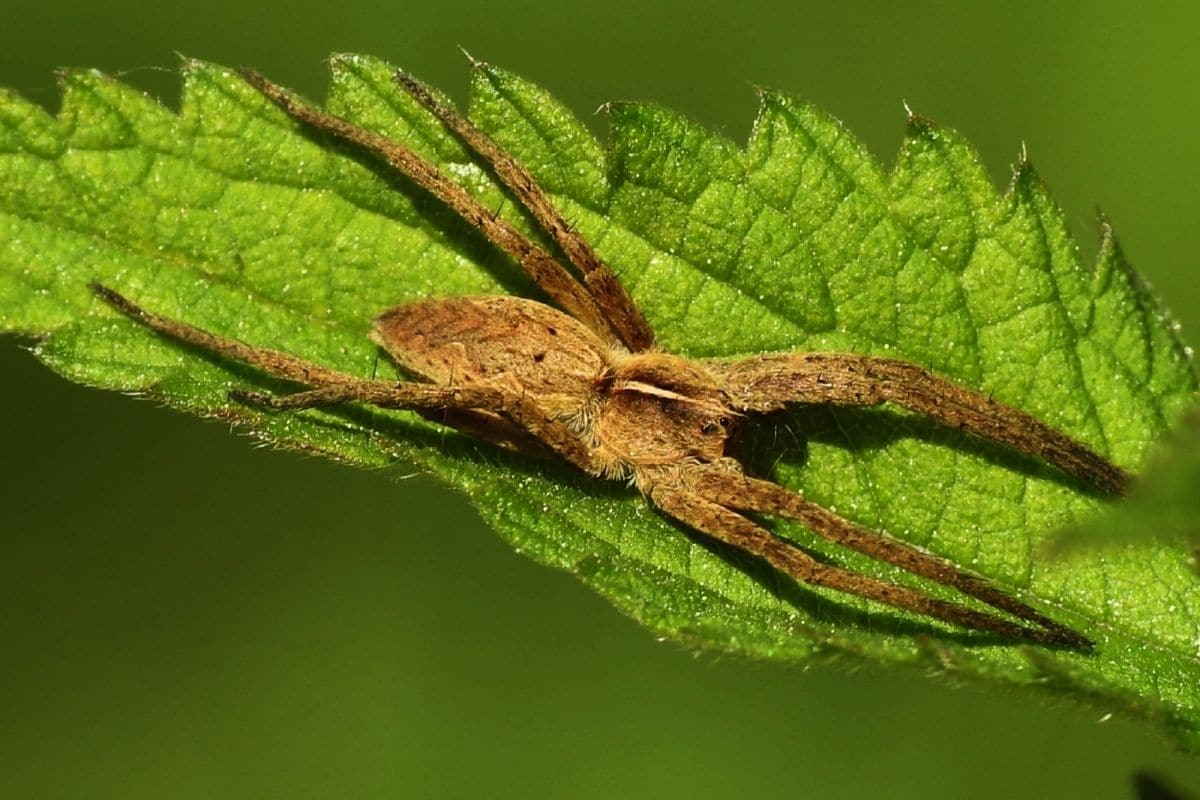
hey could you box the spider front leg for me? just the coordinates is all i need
[238,387,553,459]
[688,464,1091,649]
[392,69,655,352]
[713,352,1131,495]
[89,284,598,474]
[648,478,1085,648]
[237,69,627,351]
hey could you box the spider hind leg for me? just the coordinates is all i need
[713,352,1130,496]
[650,467,1092,650]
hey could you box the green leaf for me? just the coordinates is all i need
[2,55,1198,747]
[1055,409,1200,556]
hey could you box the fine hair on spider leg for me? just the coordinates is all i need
[89,63,1133,651]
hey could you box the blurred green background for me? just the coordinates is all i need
[3,1,1199,797]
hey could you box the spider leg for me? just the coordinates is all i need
[237,385,551,458]
[90,284,597,473]
[690,466,1092,649]
[414,408,554,458]
[231,386,362,409]
[235,389,554,458]
[714,352,1130,495]
[649,482,1088,649]
[393,69,655,352]
[236,68,621,349]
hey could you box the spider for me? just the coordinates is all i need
[92,66,1132,651]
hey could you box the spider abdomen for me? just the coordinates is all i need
[372,295,611,420]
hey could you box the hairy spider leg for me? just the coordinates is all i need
[88,284,598,474]
[691,466,1092,649]
[392,68,655,352]
[650,481,1087,649]
[236,68,624,350]
[715,352,1131,495]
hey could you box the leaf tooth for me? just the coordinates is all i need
[1091,215,1196,411]
[178,58,283,141]
[326,52,467,164]
[898,114,995,205]
[468,57,609,204]
[890,114,994,276]
[56,69,140,150]
[1009,160,1092,332]
[604,99,755,296]
[748,88,886,196]
[327,51,371,73]
[0,86,60,158]
[608,100,741,202]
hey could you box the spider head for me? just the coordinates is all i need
[595,353,738,467]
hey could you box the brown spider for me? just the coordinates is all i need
[92,67,1132,651]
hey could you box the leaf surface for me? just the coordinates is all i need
[1,56,1197,747]
[1056,410,1200,556]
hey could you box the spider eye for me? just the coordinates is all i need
[700,422,719,435]
[718,416,731,428]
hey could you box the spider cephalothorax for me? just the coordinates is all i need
[91,66,1133,651]
[597,353,737,475]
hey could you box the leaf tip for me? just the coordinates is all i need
[1011,141,1048,191]
[54,67,109,91]
[326,52,360,73]
[752,86,789,112]
[1009,150,1045,196]
[749,86,796,137]
[457,45,487,70]
[1094,208,1116,247]
[901,106,938,136]
[599,99,638,124]
[181,57,231,81]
